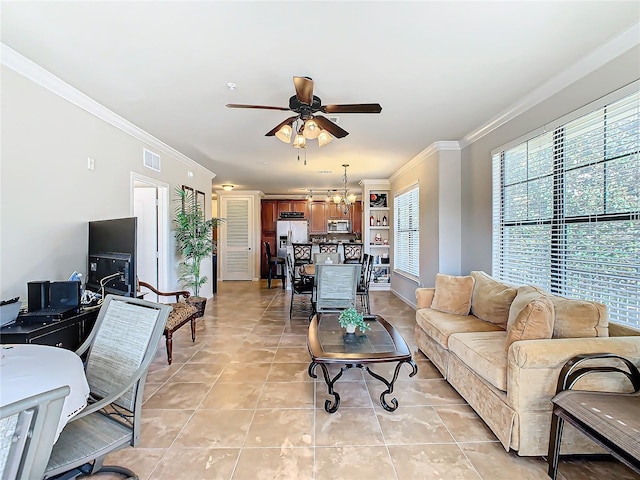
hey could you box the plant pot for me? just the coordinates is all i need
[187,296,207,318]
[345,324,356,334]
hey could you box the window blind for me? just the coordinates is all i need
[394,186,420,279]
[493,90,640,326]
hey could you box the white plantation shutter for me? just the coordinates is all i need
[493,90,640,327]
[394,185,419,279]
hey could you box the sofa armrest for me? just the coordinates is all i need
[506,337,640,412]
[416,288,435,309]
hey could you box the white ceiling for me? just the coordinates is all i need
[2,1,639,196]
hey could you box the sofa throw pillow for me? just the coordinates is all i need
[431,274,475,315]
[470,271,517,329]
[505,286,555,352]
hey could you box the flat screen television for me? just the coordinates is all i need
[87,217,137,297]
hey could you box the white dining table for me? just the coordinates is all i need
[0,344,90,442]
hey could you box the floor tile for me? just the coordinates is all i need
[232,447,314,480]
[388,444,482,480]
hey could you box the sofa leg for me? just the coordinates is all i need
[190,317,196,342]
[165,331,173,365]
[547,410,564,480]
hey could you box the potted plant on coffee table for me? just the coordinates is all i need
[338,307,371,334]
[173,187,225,317]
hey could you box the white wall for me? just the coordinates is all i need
[1,63,215,301]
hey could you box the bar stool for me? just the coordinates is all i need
[264,241,286,289]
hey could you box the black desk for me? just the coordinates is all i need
[0,308,99,351]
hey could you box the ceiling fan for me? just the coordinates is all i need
[226,76,382,147]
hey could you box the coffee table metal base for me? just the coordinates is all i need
[308,359,417,413]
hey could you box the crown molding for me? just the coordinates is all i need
[390,141,460,182]
[460,21,640,148]
[1,43,213,175]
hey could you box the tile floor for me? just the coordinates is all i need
[95,281,637,480]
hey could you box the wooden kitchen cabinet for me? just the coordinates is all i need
[309,202,327,234]
[351,201,362,234]
[291,200,309,219]
[327,203,350,220]
[261,200,277,233]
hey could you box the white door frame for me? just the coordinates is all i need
[130,172,170,292]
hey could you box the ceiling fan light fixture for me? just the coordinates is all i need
[293,134,306,149]
[317,130,334,147]
[275,124,292,143]
[302,118,321,139]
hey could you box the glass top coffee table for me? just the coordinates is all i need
[307,313,417,413]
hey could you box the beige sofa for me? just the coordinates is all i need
[414,271,640,456]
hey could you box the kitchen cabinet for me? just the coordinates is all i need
[351,201,362,235]
[261,200,277,233]
[327,203,351,220]
[309,202,327,234]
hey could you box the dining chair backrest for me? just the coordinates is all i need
[264,241,273,261]
[315,264,361,313]
[314,252,341,265]
[0,386,69,480]
[292,243,313,265]
[318,243,339,253]
[80,295,172,414]
[343,243,363,263]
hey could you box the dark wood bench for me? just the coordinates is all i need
[138,281,199,365]
[547,353,640,479]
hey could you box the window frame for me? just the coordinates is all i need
[393,184,420,281]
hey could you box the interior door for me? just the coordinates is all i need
[220,196,254,280]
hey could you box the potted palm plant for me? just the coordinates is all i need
[173,187,225,317]
[338,307,371,334]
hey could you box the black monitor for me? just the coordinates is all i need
[87,217,137,297]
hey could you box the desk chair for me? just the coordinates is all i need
[44,295,171,480]
[318,243,339,253]
[292,243,313,267]
[0,386,69,480]
[138,281,199,365]
[343,243,364,264]
[314,263,361,314]
[264,241,286,289]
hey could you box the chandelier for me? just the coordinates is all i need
[331,164,357,214]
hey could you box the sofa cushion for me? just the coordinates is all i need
[431,273,475,315]
[505,286,555,352]
[470,271,517,329]
[416,308,504,349]
[448,331,509,391]
[524,286,609,338]
[415,288,435,309]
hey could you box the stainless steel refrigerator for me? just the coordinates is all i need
[277,220,309,259]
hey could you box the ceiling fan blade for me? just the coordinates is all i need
[265,115,299,136]
[321,103,382,114]
[313,115,349,139]
[226,103,290,111]
[293,76,314,105]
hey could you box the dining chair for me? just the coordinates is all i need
[343,243,364,264]
[357,253,374,314]
[264,241,286,289]
[138,280,199,365]
[43,295,171,480]
[318,243,339,253]
[313,252,341,265]
[286,254,314,319]
[314,263,361,314]
[0,386,69,480]
[291,243,313,267]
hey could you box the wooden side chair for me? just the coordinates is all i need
[138,281,199,365]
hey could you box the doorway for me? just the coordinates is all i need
[131,173,169,301]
